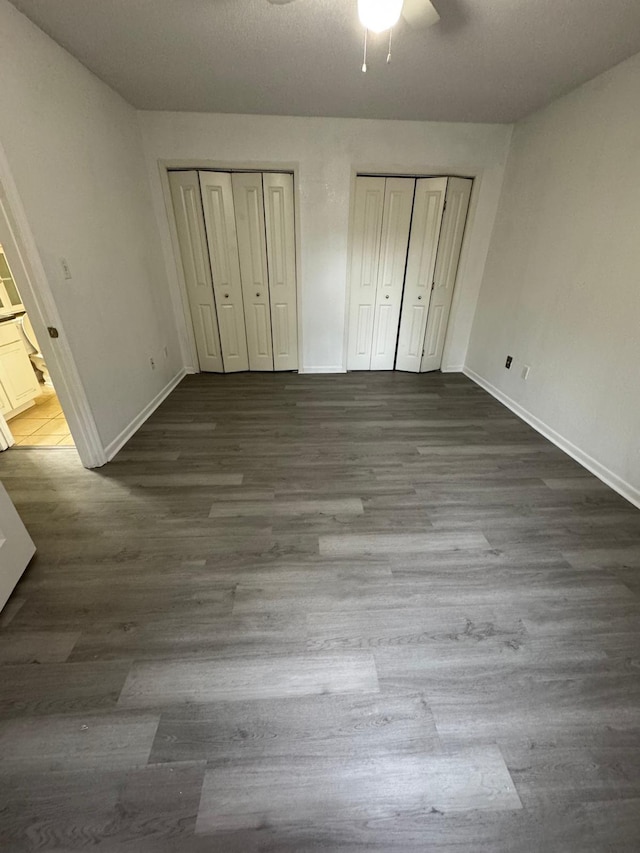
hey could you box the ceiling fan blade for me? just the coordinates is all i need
[402,0,440,29]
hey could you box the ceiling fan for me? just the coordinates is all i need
[266,0,441,33]
[266,0,441,70]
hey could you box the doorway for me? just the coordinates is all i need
[0,244,74,448]
[168,170,299,373]
[0,151,106,467]
[346,175,472,372]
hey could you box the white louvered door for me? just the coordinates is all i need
[168,171,224,372]
[232,172,274,371]
[395,177,447,372]
[199,172,249,373]
[346,177,386,370]
[421,177,472,372]
[370,178,415,370]
[263,173,298,371]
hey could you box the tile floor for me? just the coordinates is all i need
[7,385,74,446]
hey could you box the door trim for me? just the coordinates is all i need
[0,143,107,468]
[158,160,303,374]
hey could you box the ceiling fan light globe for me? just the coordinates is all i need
[358,0,404,33]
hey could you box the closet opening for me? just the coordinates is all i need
[168,169,299,374]
[346,174,472,373]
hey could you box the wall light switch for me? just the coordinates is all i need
[521,365,530,380]
[60,258,72,280]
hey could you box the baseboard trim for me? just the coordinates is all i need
[463,366,640,510]
[300,366,348,374]
[103,368,187,461]
[441,364,464,373]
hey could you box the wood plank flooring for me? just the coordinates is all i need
[1,370,639,851]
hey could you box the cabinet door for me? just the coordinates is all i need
[346,177,386,370]
[0,250,25,315]
[395,177,447,373]
[263,173,298,371]
[370,178,415,371]
[0,341,39,409]
[232,173,274,371]
[421,177,472,372]
[0,380,12,415]
[168,171,224,373]
[199,172,249,373]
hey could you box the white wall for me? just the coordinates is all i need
[138,112,512,373]
[0,0,181,450]
[466,52,640,506]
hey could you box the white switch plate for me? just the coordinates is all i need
[521,365,530,380]
[60,258,72,280]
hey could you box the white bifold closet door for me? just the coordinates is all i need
[199,171,249,372]
[169,170,298,373]
[263,173,298,371]
[168,170,224,372]
[231,172,274,371]
[347,174,472,373]
[395,177,447,372]
[346,177,414,370]
[420,177,472,372]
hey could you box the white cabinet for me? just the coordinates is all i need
[0,247,25,318]
[0,379,11,416]
[0,322,40,415]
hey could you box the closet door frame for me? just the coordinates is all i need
[161,161,302,374]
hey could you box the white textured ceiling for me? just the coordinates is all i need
[9,0,640,122]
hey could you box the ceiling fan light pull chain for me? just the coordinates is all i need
[362,27,368,72]
[387,27,393,63]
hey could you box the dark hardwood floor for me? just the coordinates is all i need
[1,371,639,852]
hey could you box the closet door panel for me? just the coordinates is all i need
[370,177,415,370]
[421,177,472,372]
[347,177,386,369]
[263,173,298,370]
[168,171,223,372]
[395,177,447,372]
[232,173,274,371]
[199,172,249,372]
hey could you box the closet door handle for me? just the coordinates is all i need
[224,293,229,299]
[418,295,422,300]
[385,295,389,300]
[256,292,261,298]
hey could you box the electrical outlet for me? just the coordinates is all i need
[521,365,530,380]
[60,257,72,280]
[149,357,155,370]
[505,355,513,369]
